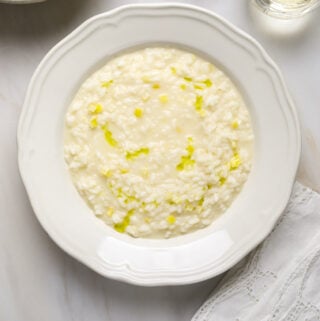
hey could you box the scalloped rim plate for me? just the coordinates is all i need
[18,3,300,286]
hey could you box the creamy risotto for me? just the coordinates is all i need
[64,47,254,238]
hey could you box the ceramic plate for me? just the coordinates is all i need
[18,4,300,286]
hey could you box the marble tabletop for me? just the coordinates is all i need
[0,1,319,320]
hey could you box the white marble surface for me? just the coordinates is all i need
[0,1,319,320]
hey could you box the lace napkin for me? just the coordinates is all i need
[192,182,320,321]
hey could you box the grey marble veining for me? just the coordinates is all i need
[0,1,319,320]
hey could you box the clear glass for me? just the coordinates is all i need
[254,0,320,18]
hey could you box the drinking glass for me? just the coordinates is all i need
[254,0,320,18]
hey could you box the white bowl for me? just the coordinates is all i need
[18,4,300,286]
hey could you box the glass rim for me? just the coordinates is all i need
[254,0,320,18]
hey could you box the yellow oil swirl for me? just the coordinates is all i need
[101,80,113,88]
[194,95,205,116]
[134,108,143,118]
[167,215,176,224]
[176,137,195,171]
[114,209,134,233]
[229,153,241,171]
[102,124,118,147]
[88,103,103,114]
[126,147,149,160]
[89,117,98,129]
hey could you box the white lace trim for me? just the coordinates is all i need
[192,183,320,321]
